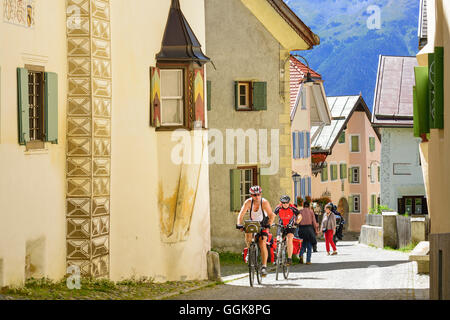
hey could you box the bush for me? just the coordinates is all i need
[369,205,394,215]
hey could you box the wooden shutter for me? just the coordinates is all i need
[429,47,444,129]
[230,169,241,211]
[413,86,420,137]
[306,131,311,157]
[252,81,267,111]
[397,198,405,215]
[414,66,430,136]
[150,67,161,127]
[206,80,211,111]
[349,196,354,212]
[44,72,58,144]
[369,137,375,152]
[292,132,297,159]
[299,131,304,158]
[17,67,30,145]
[351,135,359,152]
[348,167,352,183]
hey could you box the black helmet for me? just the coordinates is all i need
[280,195,290,203]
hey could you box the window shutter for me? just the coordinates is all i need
[351,136,359,152]
[206,80,211,111]
[44,72,58,144]
[422,197,428,215]
[429,47,444,129]
[301,89,307,110]
[150,67,161,127]
[378,166,380,182]
[369,137,375,152]
[349,196,354,212]
[397,198,405,215]
[348,167,352,183]
[414,66,430,136]
[293,177,298,199]
[230,169,241,211]
[292,132,297,159]
[252,81,267,111]
[17,67,30,145]
[299,131,304,158]
[259,170,270,200]
[308,177,311,197]
[306,131,311,157]
[193,68,206,128]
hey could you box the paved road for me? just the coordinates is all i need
[171,241,430,300]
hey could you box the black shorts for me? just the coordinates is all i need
[255,228,269,241]
[284,227,296,236]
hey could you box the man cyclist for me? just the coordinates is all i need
[274,195,302,266]
[236,185,275,277]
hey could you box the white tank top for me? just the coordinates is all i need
[250,198,267,222]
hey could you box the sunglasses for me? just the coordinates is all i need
[251,194,261,197]
[281,201,289,204]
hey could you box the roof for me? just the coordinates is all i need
[289,55,322,113]
[418,0,428,49]
[240,0,320,50]
[371,55,418,127]
[311,95,376,152]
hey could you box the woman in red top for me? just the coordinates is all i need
[274,195,301,266]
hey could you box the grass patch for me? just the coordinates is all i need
[383,242,418,253]
[0,276,215,300]
[212,249,243,264]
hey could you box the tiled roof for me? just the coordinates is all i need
[372,55,418,127]
[289,55,321,112]
[311,95,360,151]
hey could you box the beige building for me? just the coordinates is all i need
[289,55,331,203]
[311,96,381,232]
[0,0,211,288]
[414,0,450,299]
[205,0,319,252]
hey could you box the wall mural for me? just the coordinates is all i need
[3,0,35,27]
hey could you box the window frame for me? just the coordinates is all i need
[349,166,360,184]
[351,194,361,213]
[349,134,360,153]
[237,166,258,207]
[25,64,45,144]
[236,81,253,111]
[155,62,190,131]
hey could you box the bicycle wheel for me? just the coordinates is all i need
[256,245,263,284]
[275,242,282,281]
[282,241,289,279]
[248,244,256,287]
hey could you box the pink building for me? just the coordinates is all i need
[311,95,381,232]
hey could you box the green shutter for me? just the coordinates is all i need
[340,163,347,179]
[230,169,241,211]
[17,68,30,145]
[321,165,328,182]
[378,166,380,182]
[44,72,58,144]
[349,196,354,212]
[259,170,270,200]
[150,67,161,127]
[351,136,359,152]
[414,66,430,136]
[413,86,420,137]
[348,167,353,183]
[338,131,345,143]
[234,81,239,110]
[206,80,211,111]
[369,137,375,152]
[252,81,267,111]
[429,47,444,129]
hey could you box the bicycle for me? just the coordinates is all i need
[238,220,265,287]
[275,219,297,280]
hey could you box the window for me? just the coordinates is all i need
[369,136,376,152]
[350,135,360,152]
[378,166,380,182]
[229,167,258,211]
[371,194,377,209]
[338,131,345,144]
[350,194,360,213]
[17,66,58,146]
[330,164,338,181]
[237,82,251,110]
[397,196,428,215]
[293,175,301,201]
[234,81,267,111]
[370,164,375,183]
[301,89,306,110]
[349,166,360,184]
[321,164,328,182]
[160,69,184,126]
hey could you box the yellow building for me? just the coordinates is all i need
[0,0,211,287]
[414,0,450,300]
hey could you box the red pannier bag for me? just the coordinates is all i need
[293,237,303,255]
[242,247,248,263]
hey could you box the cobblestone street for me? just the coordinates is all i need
[171,241,430,300]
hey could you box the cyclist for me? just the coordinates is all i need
[274,195,302,266]
[236,185,275,277]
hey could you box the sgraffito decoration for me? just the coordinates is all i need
[193,68,205,128]
[150,67,161,127]
[3,0,35,27]
[66,0,111,278]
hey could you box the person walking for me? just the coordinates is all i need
[297,201,319,264]
[321,203,337,255]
